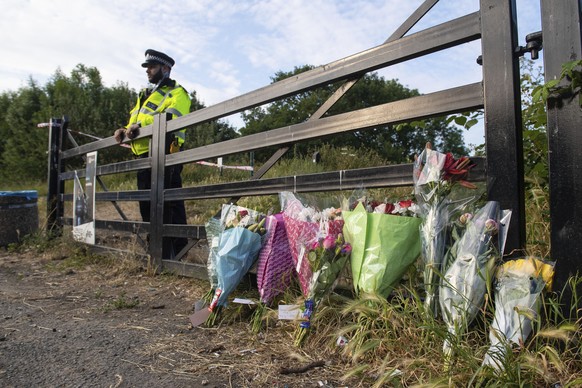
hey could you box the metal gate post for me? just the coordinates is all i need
[480,0,526,257]
[541,0,582,314]
[149,114,168,270]
[46,117,67,237]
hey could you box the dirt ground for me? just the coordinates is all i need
[0,240,358,388]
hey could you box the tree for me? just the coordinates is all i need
[183,90,239,157]
[1,79,50,182]
[0,64,241,183]
[0,65,137,182]
[520,58,549,182]
[0,91,15,174]
[45,64,136,164]
[241,66,467,163]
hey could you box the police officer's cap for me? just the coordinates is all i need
[141,49,175,68]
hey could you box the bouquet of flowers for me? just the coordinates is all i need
[482,257,554,371]
[439,201,511,370]
[342,196,422,298]
[281,191,344,297]
[414,143,478,317]
[256,213,295,305]
[251,212,295,332]
[294,233,352,346]
[205,204,266,325]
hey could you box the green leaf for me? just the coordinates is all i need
[454,116,467,126]
[465,118,479,129]
[545,79,560,89]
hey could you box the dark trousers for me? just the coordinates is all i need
[137,160,188,260]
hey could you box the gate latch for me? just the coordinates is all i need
[516,31,543,60]
[476,31,543,65]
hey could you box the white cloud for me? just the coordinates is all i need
[239,0,424,72]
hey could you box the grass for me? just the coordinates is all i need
[103,291,140,311]
[9,225,582,386]
[5,145,581,386]
[343,288,580,386]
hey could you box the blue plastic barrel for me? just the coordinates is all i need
[0,190,39,246]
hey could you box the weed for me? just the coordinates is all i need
[103,292,140,311]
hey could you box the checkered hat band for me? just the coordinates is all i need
[145,54,172,67]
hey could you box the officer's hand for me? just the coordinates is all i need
[169,137,180,154]
[114,128,126,143]
[126,124,140,140]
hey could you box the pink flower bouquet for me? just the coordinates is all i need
[281,192,344,297]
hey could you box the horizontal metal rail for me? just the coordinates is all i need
[62,157,485,204]
[61,82,483,181]
[169,12,481,131]
[169,83,483,166]
[60,158,150,181]
[60,157,485,242]
[60,13,481,161]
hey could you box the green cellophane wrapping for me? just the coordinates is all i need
[343,202,422,298]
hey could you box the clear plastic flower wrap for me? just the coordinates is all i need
[205,204,266,326]
[204,216,223,294]
[482,257,554,371]
[413,143,478,317]
[280,191,344,297]
[438,201,512,370]
[294,232,351,346]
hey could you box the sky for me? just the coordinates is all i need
[2,0,541,146]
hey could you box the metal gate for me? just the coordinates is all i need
[46,0,582,305]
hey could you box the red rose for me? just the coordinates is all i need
[399,200,413,208]
[384,203,395,214]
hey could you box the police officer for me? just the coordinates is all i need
[114,49,190,259]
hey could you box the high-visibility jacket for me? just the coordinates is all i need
[126,78,191,156]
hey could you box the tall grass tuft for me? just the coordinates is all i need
[524,175,551,258]
[338,289,448,386]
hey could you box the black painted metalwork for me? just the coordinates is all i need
[167,83,483,167]
[149,114,168,265]
[60,158,151,180]
[480,0,526,257]
[60,158,485,204]
[516,31,543,60]
[46,117,66,236]
[169,13,482,133]
[47,0,544,284]
[541,0,582,314]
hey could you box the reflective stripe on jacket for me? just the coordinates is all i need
[127,80,190,156]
